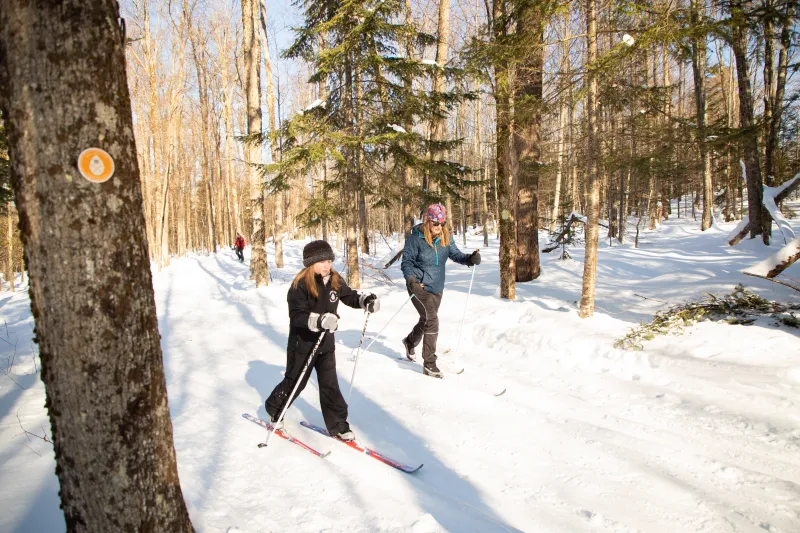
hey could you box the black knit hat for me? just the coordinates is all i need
[303,240,335,267]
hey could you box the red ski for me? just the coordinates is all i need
[242,413,330,458]
[300,421,423,473]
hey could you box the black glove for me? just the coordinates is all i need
[469,250,481,266]
[363,294,380,313]
[405,276,418,291]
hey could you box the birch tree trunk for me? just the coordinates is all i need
[243,0,269,285]
[0,1,194,530]
[579,0,600,318]
[552,10,570,233]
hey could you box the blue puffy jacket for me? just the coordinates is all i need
[401,224,471,294]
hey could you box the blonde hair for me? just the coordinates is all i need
[292,266,342,299]
[423,220,450,247]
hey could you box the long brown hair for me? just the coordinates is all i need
[422,220,450,247]
[291,266,342,299]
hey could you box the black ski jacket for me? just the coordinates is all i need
[287,273,363,356]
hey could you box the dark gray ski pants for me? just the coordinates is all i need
[406,283,443,364]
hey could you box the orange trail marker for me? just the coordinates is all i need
[77,148,114,183]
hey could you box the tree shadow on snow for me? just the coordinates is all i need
[244,358,524,532]
[6,470,64,533]
[157,254,289,512]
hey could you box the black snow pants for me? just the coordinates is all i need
[406,283,443,365]
[265,347,350,435]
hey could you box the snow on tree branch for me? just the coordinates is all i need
[743,238,800,280]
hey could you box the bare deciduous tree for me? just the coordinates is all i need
[243,0,269,285]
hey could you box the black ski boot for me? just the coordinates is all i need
[402,336,416,362]
[266,406,284,430]
[423,361,443,379]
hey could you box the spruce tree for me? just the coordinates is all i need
[265,0,473,283]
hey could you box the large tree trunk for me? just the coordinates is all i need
[514,4,543,282]
[493,0,515,299]
[0,1,194,531]
[579,0,599,318]
[730,14,766,242]
[243,0,269,285]
[691,0,714,231]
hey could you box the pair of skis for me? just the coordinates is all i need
[242,413,422,474]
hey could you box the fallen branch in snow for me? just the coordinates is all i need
[544,213,584,253]
[615,285,799,350]
[633,293,666,302]
[360,261,395,286]
[727,216,751,246]
[763,178,798,243]
[743,272,800,293]
[729,172,800,246]
[384,249,403,269]
[743,237,800,292]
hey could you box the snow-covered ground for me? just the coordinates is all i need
[1,204,799,533]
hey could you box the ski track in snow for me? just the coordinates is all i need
[1,206,800,532]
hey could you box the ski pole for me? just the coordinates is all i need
[347,311,371,402]
[260,330,326,449]
[360,292,415,354]
[454,265,477,355]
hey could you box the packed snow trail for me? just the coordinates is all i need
[2,211,799,532]
[151,233,798,533]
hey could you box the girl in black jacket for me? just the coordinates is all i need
[265,240,379,441]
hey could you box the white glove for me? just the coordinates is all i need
[318,312,339,332]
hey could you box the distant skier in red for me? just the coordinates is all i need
[234,232,245,262]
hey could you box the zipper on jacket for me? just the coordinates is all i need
[434,237,440,265]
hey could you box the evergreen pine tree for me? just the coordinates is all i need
[264,0,474,282]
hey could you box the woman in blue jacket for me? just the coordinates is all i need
[401,204,480,378]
